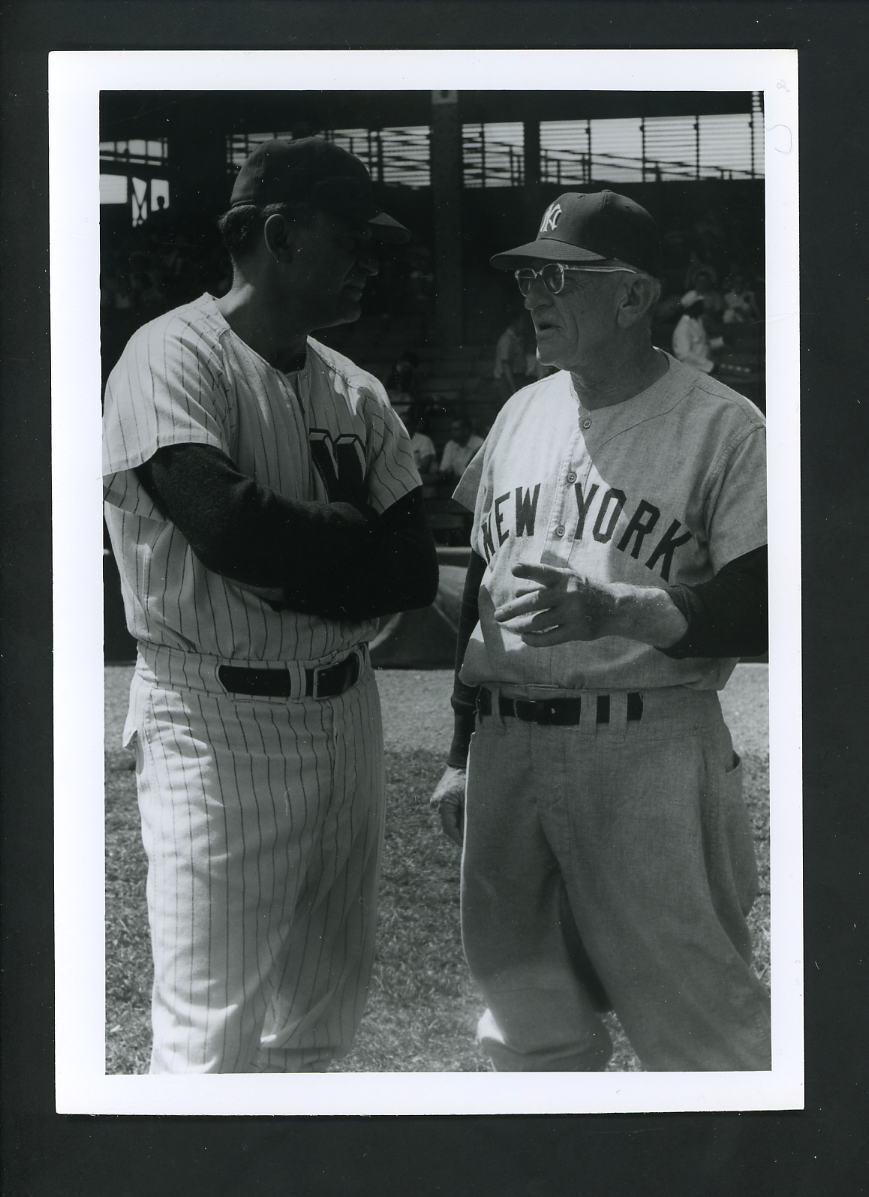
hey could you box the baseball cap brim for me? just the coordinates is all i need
[490,240,619,270]
[305,177,411,244]
[367,210,411,244]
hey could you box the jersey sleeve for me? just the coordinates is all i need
[359,381,423,515]
[705,424,767,571]
[452,443,486,512]
[103,315,230,519]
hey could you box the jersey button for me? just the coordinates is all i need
[581,417,592,430]
[566,471,577,484]
[554,524,566,537]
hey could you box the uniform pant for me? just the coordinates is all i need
[123,643,385,1073]
[461,687,771,1072]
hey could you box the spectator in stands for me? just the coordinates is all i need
[438,414,483,484]
[672,291,724,374]
[691,266,726,340]
[387,350,419,398]
[723,273,761,326]
[492,314,530,403]
[403,402,438,480]
[691,208,728,266]
[111,273,135,312]
[144,195,174,244]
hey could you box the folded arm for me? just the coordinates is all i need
[136,442,438,622]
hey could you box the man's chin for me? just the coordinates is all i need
[534,329,564,363]
[315,302,364,331]
[535,344,563,370]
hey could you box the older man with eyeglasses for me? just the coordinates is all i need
[430,190,770,1072]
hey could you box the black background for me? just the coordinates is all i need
[2,3,867,1194]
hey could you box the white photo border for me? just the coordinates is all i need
[50,47,802,1116]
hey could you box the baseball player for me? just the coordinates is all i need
[103,137,438,1072]
[431,190,770,1071]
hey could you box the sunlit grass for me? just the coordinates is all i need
[105,666,769,1074]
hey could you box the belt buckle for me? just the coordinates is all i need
[310,664,327,700]
[310,657,338,700]
[515,698,544,724]
[310,650,358,700]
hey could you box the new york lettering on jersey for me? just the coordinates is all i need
[454,358,765,692]
[462,358,765,604]
[477,477,693,583]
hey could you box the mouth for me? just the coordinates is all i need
[533,318,560,336]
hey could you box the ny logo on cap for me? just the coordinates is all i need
[539,202,563,234]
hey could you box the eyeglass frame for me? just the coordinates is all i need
[513,261,642,297]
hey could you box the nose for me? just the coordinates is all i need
[522,273,551,308]
[524,279,551,312]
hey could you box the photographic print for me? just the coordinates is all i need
[50,48,801,1116]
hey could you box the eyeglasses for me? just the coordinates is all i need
[513,262,640,297]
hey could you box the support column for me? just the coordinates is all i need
[429,91,463,347]
[165,101,229,221]
[523,119,541,186]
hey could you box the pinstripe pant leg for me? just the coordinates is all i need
[254,673,385,1071]
[133,669,384,1073]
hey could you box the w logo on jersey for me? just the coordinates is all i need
[309,430,367,504]
[539,202,563,234]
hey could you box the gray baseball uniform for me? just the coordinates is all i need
[104,293,421,1071]
[452,352,771,1071]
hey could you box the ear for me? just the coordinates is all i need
[616,276,662,329]
[262,212,295,264]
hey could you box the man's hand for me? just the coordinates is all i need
[494,562,687,648]
[430,766,466,846]
[493,562,622,644]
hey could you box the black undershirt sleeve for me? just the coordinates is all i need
[135,442,438,621]
[446,549,485,769]
[444,544,768,768]
[662,544,768,659]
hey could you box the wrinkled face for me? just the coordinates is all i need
[522,262,625,372]
[289,209,379,330]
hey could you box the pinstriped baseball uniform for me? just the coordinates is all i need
[103,293,420,1072]
[453,355,771,1070]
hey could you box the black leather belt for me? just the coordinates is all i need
[218,649,362,700]
[477,687,643,726]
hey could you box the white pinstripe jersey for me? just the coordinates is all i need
[454,353,767,693]
[103,293,421,661]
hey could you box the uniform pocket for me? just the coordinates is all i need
[719,749,759,916]
[122,668,152,748]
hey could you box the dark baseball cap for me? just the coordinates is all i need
[490,190,661,276]
[229,136,410,244]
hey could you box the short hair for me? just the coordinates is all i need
[216,200,315,263]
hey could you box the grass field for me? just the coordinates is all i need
[104,664,769,1074]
